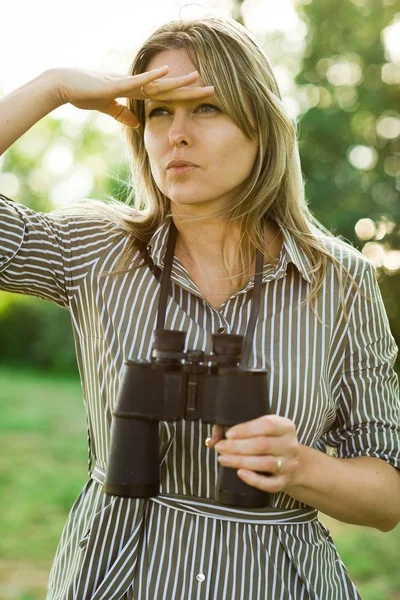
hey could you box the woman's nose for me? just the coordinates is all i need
[169,112,192,147]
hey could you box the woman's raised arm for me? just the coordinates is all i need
[0,70,61,156]
[0,65,215,156]
[0,65,215,304]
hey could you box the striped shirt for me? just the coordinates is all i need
[1,193,399,600]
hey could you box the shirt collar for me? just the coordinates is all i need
[280,227,313,283]
[147,219,312,284]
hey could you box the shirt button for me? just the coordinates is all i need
[196,573,206,582]
[205,437,212,447]
[217,326,226,333]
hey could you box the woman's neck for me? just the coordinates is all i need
[173,216,237,269]
[171,213,283,273]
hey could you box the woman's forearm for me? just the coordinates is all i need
[0,70,62,156]
[286,445,400,531]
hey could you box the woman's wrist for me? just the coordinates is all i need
[284,444,324,495]
[284,445,400,531]
[37,68,67,108]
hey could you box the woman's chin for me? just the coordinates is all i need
[169,196,209,208]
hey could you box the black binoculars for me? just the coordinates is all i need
[104,329,272,508]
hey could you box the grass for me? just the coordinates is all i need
[0,366,399,599]
[0,366,87,599]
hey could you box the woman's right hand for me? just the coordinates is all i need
[51,66,214,128]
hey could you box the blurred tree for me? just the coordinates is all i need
[292,0,400,358]
[0,111,129,373]
[295,0,399,239]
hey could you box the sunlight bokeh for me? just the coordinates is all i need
[1,0,301,93]
[1,0,307,209]
[1,0,399,268]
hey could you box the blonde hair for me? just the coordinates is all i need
[64,16,362,320]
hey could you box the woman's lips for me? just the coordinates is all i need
[168,165,198,174]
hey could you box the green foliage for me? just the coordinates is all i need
[0,367,87,599]
[322,515,400,600]
[296,0,399,240]
[294,0,400,358]
[0,368,87,560]
[0,294,78,374]
[0,110,129,374]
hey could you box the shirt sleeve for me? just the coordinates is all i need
[326,260,400,469]
[0,194,125,309]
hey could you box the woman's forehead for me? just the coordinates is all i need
[145,48,200,81]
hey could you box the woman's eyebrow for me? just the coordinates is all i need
[145,99,175,105]
[145,96,217,108]
[144,99,174,110]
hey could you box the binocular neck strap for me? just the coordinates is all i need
[241,248,263,368]
[156,220,264,369]
[156,219,177,332]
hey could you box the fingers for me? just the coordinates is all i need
[208,416,300,495]
[125,68,214,101]
[117,67,197,96]
[218,453,282,475]
[214,433,295,457]
[147,84,215,101]
[206,424,225,449]
[140,72,214,100]
[236,469,285,494]
[101,100,139,127]
[225,415,295,439]
[207,416,295,452]
[134,65,170,85]
[106,66,214,127]
[139,68,199,95]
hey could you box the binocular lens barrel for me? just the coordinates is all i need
[105,329,271,508]
[217,464,272,508]
[104,360,165,498]
[104,417,160,498]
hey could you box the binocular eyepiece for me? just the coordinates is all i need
[104,329,272,508]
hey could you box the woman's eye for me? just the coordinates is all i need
[148,104,221,118]
[148,107,169,118]
[199,104,221,112]
[197,104,221,114]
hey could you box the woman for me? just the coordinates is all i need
[1,15,399,600]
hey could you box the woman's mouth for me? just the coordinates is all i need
[168,165,198,174]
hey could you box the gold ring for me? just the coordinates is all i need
[276,457,282,474]
[141,85,146,97]
[205,437,212,448]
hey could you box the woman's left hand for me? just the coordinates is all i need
[210,415,301,494]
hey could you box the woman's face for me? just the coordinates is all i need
[143,48,258,216]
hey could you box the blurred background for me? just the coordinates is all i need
[0,0,399,598]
